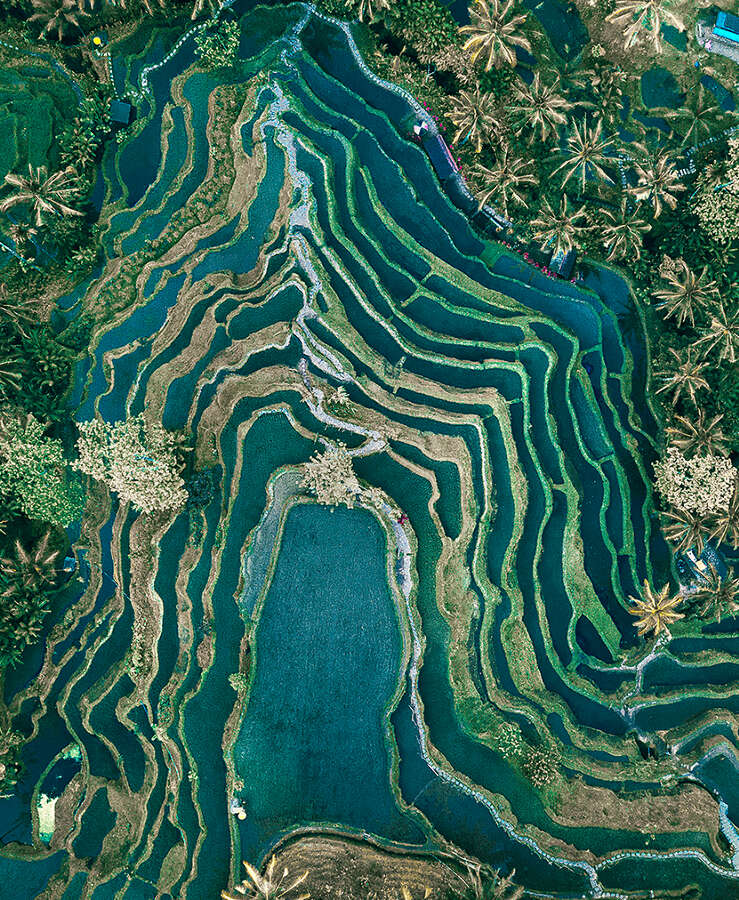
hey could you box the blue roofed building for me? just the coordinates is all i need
[549,248,577,279]
[110,99,134,126]
[714,11,739,42]
[697,10,739,62]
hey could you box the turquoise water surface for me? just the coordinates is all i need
[234,502,423,858]
[1,2,737,898]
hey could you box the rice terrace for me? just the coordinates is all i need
[0,0,739,897]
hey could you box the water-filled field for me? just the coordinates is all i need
[2,3,739,898]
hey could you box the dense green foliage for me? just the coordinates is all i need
[0,63,78,184]
[0,411,84,527]
[195,19,240,69]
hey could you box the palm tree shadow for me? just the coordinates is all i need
[615,291,646,347]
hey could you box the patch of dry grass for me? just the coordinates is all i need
[272,835,467,900]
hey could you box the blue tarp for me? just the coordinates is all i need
[422,134,458,180]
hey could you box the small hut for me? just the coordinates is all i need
[549,248,577,279]
[110,99,134,127]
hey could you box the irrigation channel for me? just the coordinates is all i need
[2,2,739,898]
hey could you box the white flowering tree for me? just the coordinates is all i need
[73,414,187,514]
[301,442,361,509]
[0,411,84,527]
[693,137,739,246]
[300,443,402,520]
[654,447,737,519]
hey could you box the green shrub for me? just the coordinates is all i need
[0,411,84,527]
[195,20,240,70]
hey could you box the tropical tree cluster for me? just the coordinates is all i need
[629,563,739,637]
[1,0,228,35]
[0,409,84,528]
[0,529,61,668]
[654,447,736,521]
[0,408,78,687]
[195,19,240,69]
[357,0,722,266]
[692,136,739,247]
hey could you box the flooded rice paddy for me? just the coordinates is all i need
[2,3,739,898]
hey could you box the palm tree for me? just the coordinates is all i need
[692,564,739,623]
[653,260,719,328]
[445,87,503,152]
[662,507,711,555]
[1,165,82,227]
[355,0,390,22]
[666,411,729,457]
[0,286,39,337]
[0,640,23,668]
[59,125,99,171]
[458,861,524,899]
[554,118,614,192]
[510,73,571,144]
[599,200,651,262]
[221,859,309,900]
[471,148,536,216]
[401,888,430,900]
[0,356,22,393]
[191,0,219,19]
[13,617,43,645]
[30,0,88,40]
[662,84,735,148]
[0,533,60,594]
[460,0,532,71]
[574,63,629,133]
[530,194,588,256]
[628,580,683,637]
[628,151,686,218]
[113,0,166,14]
[655,347,709,407]
[605,0,684,53]
[696,304,739,363]
[6,220,39,260]
[709,477,739,550]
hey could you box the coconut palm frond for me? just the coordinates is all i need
[653,259,719,328]
[460,0,533,71]
[628,580,683,636]
[654,347,709,407]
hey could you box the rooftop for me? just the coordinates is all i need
[714,11,739,42]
